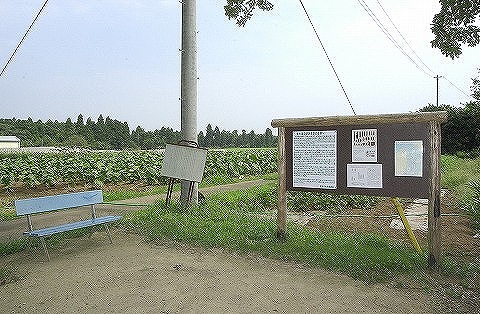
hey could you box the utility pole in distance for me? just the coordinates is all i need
[180,0,198,205]
[435,75,443,106]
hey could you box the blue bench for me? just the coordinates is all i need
[15,190,122,260]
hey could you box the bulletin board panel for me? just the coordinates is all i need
[285,122,431,198]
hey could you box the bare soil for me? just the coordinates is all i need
[1,230,434,313]
[1,183,479,313]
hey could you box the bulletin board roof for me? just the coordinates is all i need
[271,112,447,128]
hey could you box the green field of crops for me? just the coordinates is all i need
[0,149,277,189]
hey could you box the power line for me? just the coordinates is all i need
[370,1,473,103]
[356,0,434,78]
[298,0,357,115]
[0,0,50,78]
[375,0,436,77]
[442,76,473,100]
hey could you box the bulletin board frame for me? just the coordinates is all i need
[271,111,448,270]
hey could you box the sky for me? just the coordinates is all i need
[0,0,478,134]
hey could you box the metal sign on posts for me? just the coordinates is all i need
[161,142,207,206]
[271,111,447,271]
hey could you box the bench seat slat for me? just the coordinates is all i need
[15,190,103,216]
[24,215,122,237]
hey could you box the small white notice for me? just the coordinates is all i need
[395,141,423,177]
[293,130,337,189]
[161,144,207,182]
[352,129,377,162]
[347,164,383,188]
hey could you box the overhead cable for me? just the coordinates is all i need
[375,0,436,77]
[442,76,474,100]
[356,0,434,78]
[369,1,472,102]
[298,0,357,115]
[0,0,50,78]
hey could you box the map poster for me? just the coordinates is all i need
[394,140,423,177]
[352,129,377,162]
[292,130,337,189]
[346,164,383,188]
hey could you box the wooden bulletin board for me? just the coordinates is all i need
[272,112,447,270]
[285,122,430,198]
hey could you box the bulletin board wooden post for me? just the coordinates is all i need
[271,112,447,271]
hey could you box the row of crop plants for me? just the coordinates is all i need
[0,149,277,189]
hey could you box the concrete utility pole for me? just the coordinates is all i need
[180,0,198,205]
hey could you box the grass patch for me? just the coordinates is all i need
[200,172,277,187]
[0,207,16,221]
[212,181,379,214]
[102,173,277,203]
[441,155,480,196]
[0,238,29,256]
[0,224,122,257]
[288,191,378,213]
[441,155,480,229]
[122,186,423,283]
[121,183,480,289]
[123,207,422,283]
[103,185,170,202]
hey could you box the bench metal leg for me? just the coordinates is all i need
[40,237,50,261]
[104,224,113,244]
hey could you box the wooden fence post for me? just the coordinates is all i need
[277,127,287,240]
[428,120,442,271]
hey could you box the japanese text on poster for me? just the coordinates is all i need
[292,130,337,189]
[352,129,377,162]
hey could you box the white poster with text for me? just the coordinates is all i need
[293,130,337,189]
[352,129,377,162]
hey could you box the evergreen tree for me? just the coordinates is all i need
[0,114,277,150]
[204,124,214,147]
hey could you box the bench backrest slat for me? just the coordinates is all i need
[15,190,103,216]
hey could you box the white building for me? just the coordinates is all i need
[0,136,21,148]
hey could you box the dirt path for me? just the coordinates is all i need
[1,230,432,313]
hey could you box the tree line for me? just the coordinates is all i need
[419,69,480,157]
[0,114,277,150]
[420,101,480,157]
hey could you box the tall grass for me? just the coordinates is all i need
[441,155,480,229]
[464,180,480,229]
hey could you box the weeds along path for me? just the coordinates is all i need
[1,230,432,313]
[0,180,268,241]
